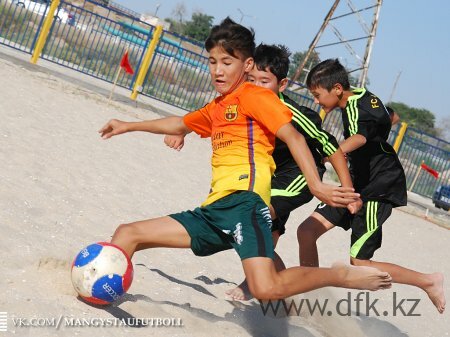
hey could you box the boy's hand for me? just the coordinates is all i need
[347,197,363,214]
[99,119,128,139]
[311,183,360,208]
[164,134,185,151]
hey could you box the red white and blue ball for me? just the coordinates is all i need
[71,242,133,305]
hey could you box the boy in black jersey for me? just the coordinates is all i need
[298,58,445,313]
[228,44,361,300]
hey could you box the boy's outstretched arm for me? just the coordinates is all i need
[99,116,191,139]
[327,148,362,213]
[339,134,366,155]
[326,148,352,188]
[276,123,359,208]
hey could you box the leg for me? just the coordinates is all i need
[349,201,445,313]
[226,193,390,300]
[242,257,392,300]
[226,229,285,300]
[269,206,288,271]
[111,216,191,258]
[297,212,335,267]
[351,258,445,313]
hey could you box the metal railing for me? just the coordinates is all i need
[400,127,450,197]
[0,0,215,110]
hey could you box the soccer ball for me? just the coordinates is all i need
[71,242,133,305]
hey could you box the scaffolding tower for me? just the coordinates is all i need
[291,0,383,88]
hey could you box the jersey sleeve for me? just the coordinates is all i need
[344,105,377,140]
[183,103,212,138]
[242,87,292,135]
[290,105,339,157]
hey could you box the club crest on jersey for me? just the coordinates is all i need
[225,104,239,121]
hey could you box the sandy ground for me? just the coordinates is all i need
[0,53,448,337]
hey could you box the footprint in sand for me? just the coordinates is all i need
[37,257,77,296]
[37,257,71,270]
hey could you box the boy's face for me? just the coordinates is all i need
[309,85,341,113]
[208,46,253,95]
[247,66,281,94]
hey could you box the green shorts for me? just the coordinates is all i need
[169,191,274,260]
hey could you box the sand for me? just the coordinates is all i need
[0,49,448,337]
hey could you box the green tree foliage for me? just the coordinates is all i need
[164,18,185,35]
[183,13,214,41]
[288,50,320,82]
[389,102,437,135]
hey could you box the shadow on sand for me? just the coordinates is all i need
[76,264,410,337]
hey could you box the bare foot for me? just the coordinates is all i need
[332,262,392,291]
[225,282,252,301]
[424,272,446,314]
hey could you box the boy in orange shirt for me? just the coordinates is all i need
[98,18,391,300]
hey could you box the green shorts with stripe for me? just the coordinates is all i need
[314,201,393,259]
[169,191,274,260]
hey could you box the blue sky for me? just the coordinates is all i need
[114,0,450,123]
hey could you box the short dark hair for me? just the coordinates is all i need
[205,17,255,60]
[306,59,350,91]
[254,44,291,82]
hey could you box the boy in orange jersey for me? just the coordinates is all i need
[166,44,358,301]
[98,18,391,300]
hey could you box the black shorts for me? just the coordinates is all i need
[314,200,393,259]
[270,171,315,235]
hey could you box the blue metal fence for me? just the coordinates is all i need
[0,0,215,110]
[109,1,140,19]
[0,0,47,53]
[284,82,319,111]
[40,1,151,90]
[399,127,450,197]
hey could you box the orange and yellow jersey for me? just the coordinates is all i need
[183,82,292,206]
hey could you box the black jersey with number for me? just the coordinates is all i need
[341,88,407,207]
[272,93,339,176]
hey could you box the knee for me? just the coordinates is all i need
[113,223,138,242]
[248,276,286,300]
[249,283,285,300]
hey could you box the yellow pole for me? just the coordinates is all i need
[319,109,326,121]
[393,121,408,152]
[31,0,60,64]
[131,25,163,100]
